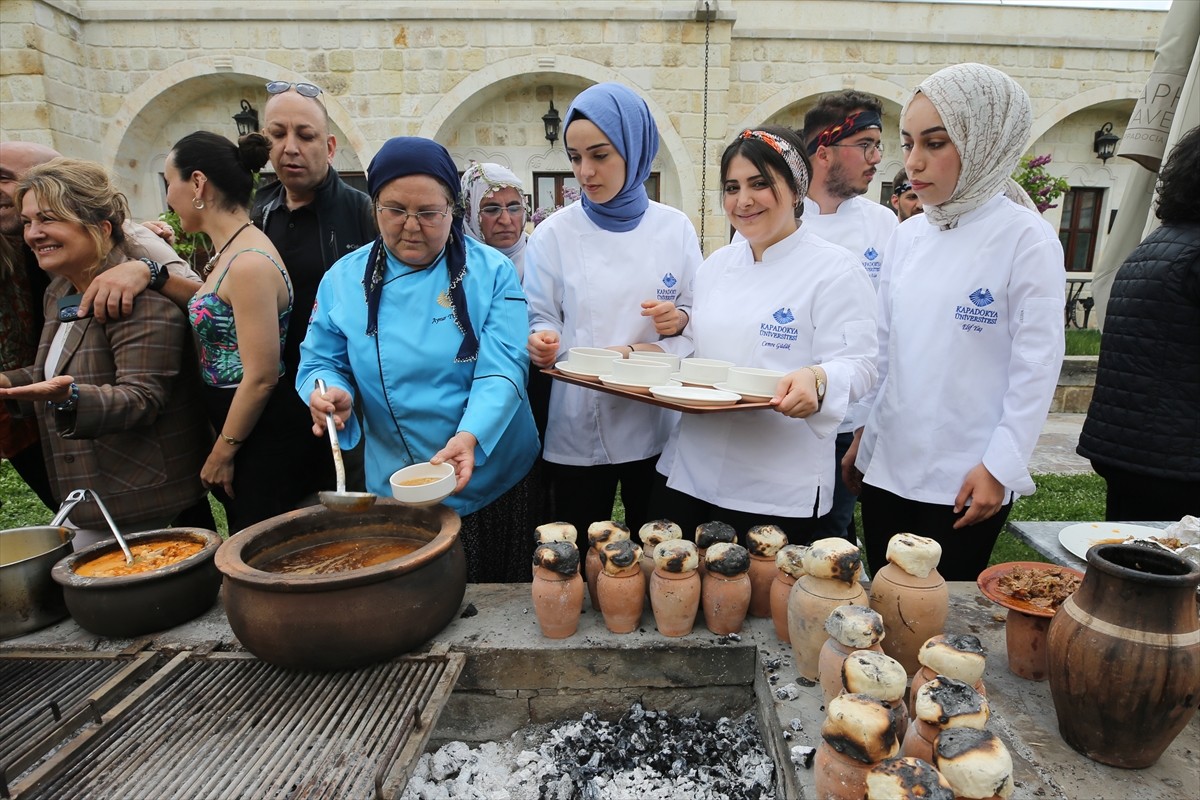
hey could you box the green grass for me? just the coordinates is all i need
[1,459,229,536]
[1064,329,1102,356]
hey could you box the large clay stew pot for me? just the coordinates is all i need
[215,500,466,671]
[1047,543,1200,769]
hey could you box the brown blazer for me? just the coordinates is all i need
[3,276,212,529]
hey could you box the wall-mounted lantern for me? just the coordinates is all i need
[1093,122,1119,164]
[233,99,260,137]
[543,100,561,144]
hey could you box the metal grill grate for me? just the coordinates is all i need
[16,651,463,800]
[1,652,157,796]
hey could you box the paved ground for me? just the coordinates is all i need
[1029,413,1093,475]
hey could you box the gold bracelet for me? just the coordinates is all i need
[220,432,243,446]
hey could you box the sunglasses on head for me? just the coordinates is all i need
[265,81,323,98]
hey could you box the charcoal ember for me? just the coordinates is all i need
[775,683,800,701]
[789,719,803,732]
[795,676,817,688]
[790,745,817,769]
[459,603,478,618]
[769,675,779,685]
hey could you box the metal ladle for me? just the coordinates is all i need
[56,488,135,564]
[315,378,377,513]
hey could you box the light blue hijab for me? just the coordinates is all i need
[563,83,659,233]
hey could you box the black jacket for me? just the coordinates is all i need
[251,166,375,269]
[1077,222,1200,480]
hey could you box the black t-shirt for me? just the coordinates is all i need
[263,202,323,380]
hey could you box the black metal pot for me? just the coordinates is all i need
[52,528,223,638]
[215,500,465,671]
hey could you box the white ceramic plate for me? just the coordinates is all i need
[598,376,682,395]
[712,382,772,403]
[555,361,606,381]
[1058,522,1169,561]
[670,372,720,388]
[649,385,742,407]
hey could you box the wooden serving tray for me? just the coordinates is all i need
[543,369,773,414]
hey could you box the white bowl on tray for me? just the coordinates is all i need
[599,376,682,395]
[718,367,785,402]
[610,358,673,385]
[629,352,682,372]
[390,462,456,507]
[565,347,621,376]
[676,358,734,387]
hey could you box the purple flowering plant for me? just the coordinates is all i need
[1013,154,1071,213]
[531,185,581,226]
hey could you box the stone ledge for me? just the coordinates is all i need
[733,27,1158,52]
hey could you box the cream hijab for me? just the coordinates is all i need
[903,63,1038,230]
[459,161,528,279]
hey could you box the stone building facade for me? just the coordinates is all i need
[2,0,1165,270]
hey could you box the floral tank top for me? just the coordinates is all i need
[188,249,292,388]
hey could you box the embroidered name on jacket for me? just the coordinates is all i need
[658,272,678,301]
[955,288,999,329]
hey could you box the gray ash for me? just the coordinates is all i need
[538,704,775,800]
[935,634,984,654]
[706,543,751,576]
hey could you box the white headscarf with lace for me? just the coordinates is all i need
[903,63,1038,230]
[459,161,529,279]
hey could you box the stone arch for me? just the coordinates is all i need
[1029,83,1138,145]
[103,55,371,218]
[730,75,910,139]
[417,54,698,215]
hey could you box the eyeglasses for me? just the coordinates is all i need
[376,204,451,227]
[479,203,526,220]
[265,81,323,98]
[826,141,885,156]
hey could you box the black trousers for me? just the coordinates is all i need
[547,456,659,538]
[860,483,1012,581]
[647,470,823,547]
[1092,460,1200,522]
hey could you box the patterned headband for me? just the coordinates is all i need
[807,110,883,155]
[739,129,810,202]
[893,180,913,196]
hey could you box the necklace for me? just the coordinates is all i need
[201,221,253,278]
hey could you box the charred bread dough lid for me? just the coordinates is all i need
[867,757,955,800]
[776,545,809,578]
[654,539,699,573]
[842,650,907,702]
[534,522,578,545]
[746,525,788,557]
[705,542,751,576]
[825,604,886,648]
[599,539,642,575]
[695,521,737,549]
[534,542,580,575]
[914,677,990,729]
[821,693,900,764]
[639,519,683,550]
[804,538,863,583]
[587,521,630,549]
[886,533,942,578]
[918,634,986,686]
[934,729,1015,799]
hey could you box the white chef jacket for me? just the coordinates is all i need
[801,195,897,434]
[854,193,1066,506]
[525,201,703,466]
[657,224,878,518]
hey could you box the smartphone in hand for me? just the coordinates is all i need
[57,293,90,322]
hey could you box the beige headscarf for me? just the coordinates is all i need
[902,63,1038,230]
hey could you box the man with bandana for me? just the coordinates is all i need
[799,91,898,544]
[890,167,924,222]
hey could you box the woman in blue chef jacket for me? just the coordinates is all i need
[297,137,540,583]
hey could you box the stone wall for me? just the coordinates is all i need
[0,0,1166,255]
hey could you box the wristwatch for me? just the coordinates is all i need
[805,366,826,408]
[140,258,169,292]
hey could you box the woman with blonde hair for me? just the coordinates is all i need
[0,158,210,546]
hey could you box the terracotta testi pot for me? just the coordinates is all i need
[1005,609,1051,681]
[899,718,940,765]
[770,570,796,643]
[597,565,645,634]
[650,567,701,637]
[1047,543,1200,769]
[819,637,884,707]
[869,562,948,676]
[532,565,585,639]
[787,574,867,681]
[585,547,602,612]
[813,740,874,800]
[747,553,776,618]
[702,570,751,635]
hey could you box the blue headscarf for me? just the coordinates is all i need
[364,137,478,362]
[563,83,659,233]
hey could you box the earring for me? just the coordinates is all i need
[192,197,205,210]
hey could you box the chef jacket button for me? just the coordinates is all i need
[64,455,74,463]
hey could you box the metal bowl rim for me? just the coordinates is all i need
[51,528,222,588]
